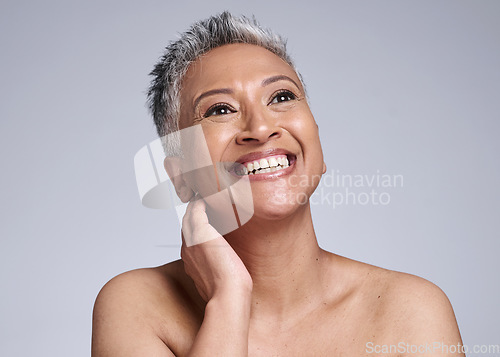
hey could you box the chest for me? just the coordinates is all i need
[161,300,399,357]
[247,317,374,357]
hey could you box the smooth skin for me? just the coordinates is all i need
[92,44,464,356]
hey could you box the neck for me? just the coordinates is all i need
[224,203,328,321]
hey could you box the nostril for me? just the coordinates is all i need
[237,128,281,144]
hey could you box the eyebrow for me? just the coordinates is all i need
[192,75,301,109]
[261,75,301,90]
[193,88,233,109]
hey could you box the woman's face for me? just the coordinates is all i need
[179,43,325,220]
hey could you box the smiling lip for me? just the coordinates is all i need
[229,148,297,180]
[236,148,294,165]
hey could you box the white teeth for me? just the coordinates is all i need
[253,167,270,175]
[239,155,291,175]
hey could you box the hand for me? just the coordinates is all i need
[180,196,253,302]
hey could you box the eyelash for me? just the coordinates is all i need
[202,90,298,118]
[269,89,297,105]
[203,103,236,118]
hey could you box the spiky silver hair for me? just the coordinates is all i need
[147,11,303,156]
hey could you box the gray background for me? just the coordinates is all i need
[1,0,499,356]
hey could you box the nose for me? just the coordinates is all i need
[235,107,282,145]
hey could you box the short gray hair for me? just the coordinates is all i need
[147,11,302,156]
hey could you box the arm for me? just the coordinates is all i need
[390,274,465,357]
[187,285,251,355]
[91,270,175,356]
[92,198,252,356]
[180,197,253,356]
[411,284,464,356]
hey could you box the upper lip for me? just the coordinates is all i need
[235,148,294,165]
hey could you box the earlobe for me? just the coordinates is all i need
[178,185,195,202]
[164,157,195,203]
[322,162,327,174]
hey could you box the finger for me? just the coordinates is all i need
[180,241,188,263]
[189,198,210,226]
[182,195,221,247]
[180,230,186,247]
[181,197,198,238]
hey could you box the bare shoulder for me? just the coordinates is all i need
[333,255,463,353]
[92,261,201,356]
[382,269,462,344]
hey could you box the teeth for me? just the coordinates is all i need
[259,158,270,169]
[239,155,291,175]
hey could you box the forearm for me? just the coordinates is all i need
[187,289,252,356]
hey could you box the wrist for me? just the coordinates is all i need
[213,273,253,298]
[207,284,252,317]
[212,282,252,303]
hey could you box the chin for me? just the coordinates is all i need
[250,191,309,221]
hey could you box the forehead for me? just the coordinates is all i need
[181,43,301,99]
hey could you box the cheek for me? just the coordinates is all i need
[201,125,234,161]
[287,114,324,183]
[288,113,323,154]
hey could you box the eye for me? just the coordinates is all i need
[204,103,236,118]
[269,90,297,105]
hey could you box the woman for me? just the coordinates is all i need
[92,12,464,356]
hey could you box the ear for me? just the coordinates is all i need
[322,162,327,174]
[164,157,195,203]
